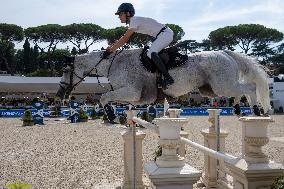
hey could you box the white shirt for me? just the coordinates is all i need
[129,16,165,37]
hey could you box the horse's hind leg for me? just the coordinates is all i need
[221,82,258,115]
[100,87,142,106]
[233,96,242,116]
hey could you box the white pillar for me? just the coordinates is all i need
[226,116,284,189]
[144,117,201,189]
[121,130,146,189]
[167,108,188,158]
[163,98,169,117]
[121,110,145,189]
[178,131,189,158]
[201,109,228,188]
[239,117,271,164]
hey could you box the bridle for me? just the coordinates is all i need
[59,50,123,98]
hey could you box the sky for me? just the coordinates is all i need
[1,0,284,50]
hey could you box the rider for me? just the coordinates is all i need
[104,2,175,88]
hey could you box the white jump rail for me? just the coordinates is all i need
[134,116,237,163]
[180,137,237,163]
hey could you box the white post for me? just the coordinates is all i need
[163,98,169,117]
[201,109,228,188]
[121,110,145,189]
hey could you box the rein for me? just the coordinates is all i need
[60,50,123,96]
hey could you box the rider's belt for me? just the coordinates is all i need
[154,26,167,40]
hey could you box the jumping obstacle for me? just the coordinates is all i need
[69,100,79,123]
[32,100,45,125]
[122,109,284,189]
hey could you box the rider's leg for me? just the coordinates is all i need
[151,52,174,86]
[147,28,174,88]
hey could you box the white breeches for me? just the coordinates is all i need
[147,27,174,58]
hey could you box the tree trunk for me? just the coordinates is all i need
[0,56,13,75]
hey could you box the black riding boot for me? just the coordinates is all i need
[151,52,174,89]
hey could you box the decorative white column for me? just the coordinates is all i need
[226,116,284,189]
[239,117,272,164]
[178,131,189,158]
[167,108,188,158]
[144,117,201,189]
[201,109,228,188]
[121,110,145,189]
[155,118,185,168]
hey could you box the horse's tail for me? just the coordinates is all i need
[224,50,271,113]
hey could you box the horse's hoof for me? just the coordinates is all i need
[233,104,241,116]
[241,112,247,116]
[253,105,261,116]
[262,113,270,117]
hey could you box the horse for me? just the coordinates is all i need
[56,48,271,116]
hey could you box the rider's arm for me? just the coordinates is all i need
[108,28,135,52]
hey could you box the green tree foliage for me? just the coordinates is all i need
[25,24,64,52]
[14,49,24,73]
[166,24,185,45]
[0,23,24,75]
[0,41,16,74]
[209,26,238,51]
[128,33,153,48]
[104,26,127,45]
[62,23,105,54]
[199,39,214,51]
[23,39,32,73]
[25,24,65,69]
[0,23,24,42]
[269,42,284,65]
[177,40,200,53]
[31,45,40,71]
[27,49,70,76]
[209,24,283,56]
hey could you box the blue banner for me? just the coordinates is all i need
[0,107,251,118]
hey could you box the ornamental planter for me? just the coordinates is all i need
[23,121,34,126]
[80,118,88,122]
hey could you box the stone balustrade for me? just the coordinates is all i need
[121,108,284,189]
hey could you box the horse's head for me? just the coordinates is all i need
[56,55,76,99]
[56,52,110,100]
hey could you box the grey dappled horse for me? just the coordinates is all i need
[56,49,271,115]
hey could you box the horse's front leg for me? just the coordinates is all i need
[100,87,142,106]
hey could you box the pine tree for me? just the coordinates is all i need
[23,39,32,73]
[31,45,39,71]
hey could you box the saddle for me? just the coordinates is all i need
[140,46,188,73]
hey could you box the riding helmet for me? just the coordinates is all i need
[115,3,135,16]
